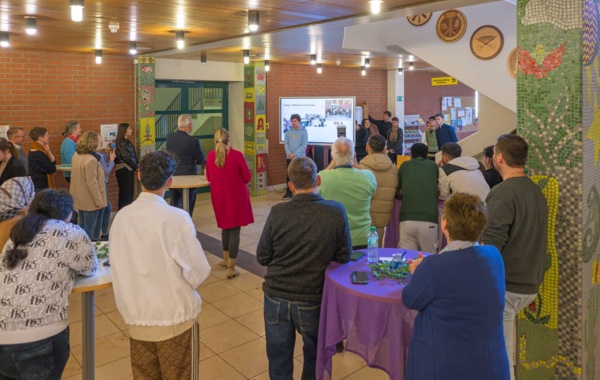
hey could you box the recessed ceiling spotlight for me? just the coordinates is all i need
[95,49,102,64]
[129,41,137,55]
[69,0,84,22]
[248,11,259,32]
[370,0,382,14]
[176,31,185,49]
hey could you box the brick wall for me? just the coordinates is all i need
[0,50,135,206]
[265,63,388,186]
[404,70,475,140]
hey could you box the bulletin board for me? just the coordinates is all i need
[440,96,477,133]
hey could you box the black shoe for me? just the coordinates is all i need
[281,194,292,201]
[336,341,345,353]
[100,234,109,241]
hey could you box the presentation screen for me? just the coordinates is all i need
[279,97,355,146]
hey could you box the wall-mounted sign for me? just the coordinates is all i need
[432,76,458,86]
[436,10,467,43]
[470,25,504,60]
[507,48,517,78]
[407,13,432,26]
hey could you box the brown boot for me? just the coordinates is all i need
[219,251,229,267]
[227,258,240,279]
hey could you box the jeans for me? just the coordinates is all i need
[170,188,198,217]
[0,328,69,380]
[78,209,102,240]
[264,295,320,380]
[221,227,241,259]
[504,291,537,380]
[93,183,112,239]
[115,168,134,210]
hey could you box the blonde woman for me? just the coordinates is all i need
[70,131,107,239]
[205,129,254,278]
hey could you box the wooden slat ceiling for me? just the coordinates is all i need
[0,0,491,69]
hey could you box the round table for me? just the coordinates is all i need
[316,248,425,380]
[72,259,112,380]
[168,175,210,213]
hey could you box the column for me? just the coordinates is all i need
[515,1,597,378]
[243,62,268,195]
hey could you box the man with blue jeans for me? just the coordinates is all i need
[257,157,351,379]
[480,135,548,380]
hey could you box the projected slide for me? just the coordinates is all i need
[280,97,355,146]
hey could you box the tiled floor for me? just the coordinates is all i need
[63,189,390,379]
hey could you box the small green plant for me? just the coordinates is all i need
[94,241,109,260]
[368,261,410,280]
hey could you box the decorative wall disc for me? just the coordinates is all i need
[470,25,504,60]
[407,13,432,26]
[507,48,517,78]
[436,10,467,43]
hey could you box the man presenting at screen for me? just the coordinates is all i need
[282,114,308,200]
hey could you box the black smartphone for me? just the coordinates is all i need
[351,271,368,285]
[350,251,365,261]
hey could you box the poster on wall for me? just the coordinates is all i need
[0,126,8,139]
[279,97,355,145]
[100,124,118,146]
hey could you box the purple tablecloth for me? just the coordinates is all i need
[383,199,447,251]
[316,249,422,380]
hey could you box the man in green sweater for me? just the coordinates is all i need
[398,143,440,253]
[480,134,548,380]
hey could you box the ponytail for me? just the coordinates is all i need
[4,214,48,270]
[214,128,230,168]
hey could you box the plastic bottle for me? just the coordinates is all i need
[367,226,379,263]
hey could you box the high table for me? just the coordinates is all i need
[72,259,112,380]
[55,164,72,172]
[316,249,426,380]
[169,175,210,213]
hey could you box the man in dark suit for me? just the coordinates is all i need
[434,113,458,150]
[166,114,205,216]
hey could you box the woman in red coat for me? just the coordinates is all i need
[205,128,254,278]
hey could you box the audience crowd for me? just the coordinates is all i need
[0,113,547,380]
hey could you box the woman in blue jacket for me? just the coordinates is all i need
[403,192,509,380]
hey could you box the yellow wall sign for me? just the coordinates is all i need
[431,76,458,86]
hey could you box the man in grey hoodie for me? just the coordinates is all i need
[438,142,490,202]
[359,135,398,246]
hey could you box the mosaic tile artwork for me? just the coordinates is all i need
[522,0,583,30]
[516,0,591,378]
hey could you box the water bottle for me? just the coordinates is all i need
[367,226,379,263]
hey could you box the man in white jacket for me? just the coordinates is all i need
[438,142,490,202]
[109,150,211,380]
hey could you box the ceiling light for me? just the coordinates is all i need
[0,33,9,48]
[264,60,270,71]
[25,16,38,35]
[364,57,370,68]
[201,55,207,63]
[370,0,382,14]
[69,0,84,22]
[409,62,414,70]
[398,58,403,67]
[310,54,316,65]
[128,41,137,55]
[95,49,102,64]
[243,50,250,64]
[361,66,366,76]
[398,68,403,75]
[408,55,414,61]
[317,63,322,74]
[248,11,259,32]
[176,31,185,49]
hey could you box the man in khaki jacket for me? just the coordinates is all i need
[359,135,398,246]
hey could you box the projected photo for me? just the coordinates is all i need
[280,97,355,145]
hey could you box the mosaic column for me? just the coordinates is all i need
[516,1,599,378]
[135,56,156,158]
[243,62,268,195]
